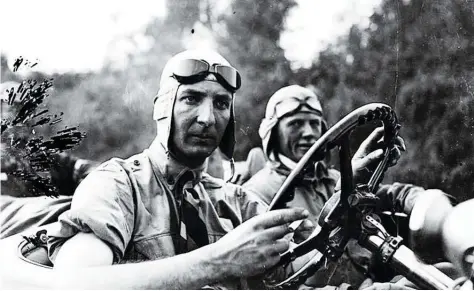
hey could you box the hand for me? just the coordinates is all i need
[211,208,310,279]
[360,277,416,290]
[352,127,406,184]
[361,282,415,290]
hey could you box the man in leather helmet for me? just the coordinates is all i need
[44,50,315,289]
[243,85,451,289]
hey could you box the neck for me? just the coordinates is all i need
[168,144,207,169]
[173,152,206,169]
[148,139,206,187]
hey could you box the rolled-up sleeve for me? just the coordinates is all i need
[47,160,135,264]
[375,182,426,214]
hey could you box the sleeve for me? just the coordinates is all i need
[47,160,135,264]
[374,182,427,214]
[242,168,286,205]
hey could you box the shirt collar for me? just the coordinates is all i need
[278,153,298,170]
[275,153,331,182]
[146,138,206,190]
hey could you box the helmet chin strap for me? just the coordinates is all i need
[226,158,236,183]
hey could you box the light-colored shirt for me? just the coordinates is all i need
[47,140,267,267]
[244,159,340,226]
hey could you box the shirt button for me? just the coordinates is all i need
[133,160,140,166]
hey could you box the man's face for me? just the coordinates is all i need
[170,80,232,165]
[276,111,323,162]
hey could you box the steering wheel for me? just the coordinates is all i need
[264,103,401,289]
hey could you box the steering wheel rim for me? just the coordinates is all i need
[264,103,400,289]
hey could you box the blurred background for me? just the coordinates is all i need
[1,0,473,201]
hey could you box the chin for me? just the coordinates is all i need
[185,147,216,160]
[292,151,304,161]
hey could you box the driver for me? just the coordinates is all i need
[44,49,316,289]
[243,85,450,289]
[2,51,390,289]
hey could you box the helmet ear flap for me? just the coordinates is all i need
[321,119,331,164]
[321,119,328,135]
[219,99,235,160]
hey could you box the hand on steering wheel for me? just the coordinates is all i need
[352,126,406,185]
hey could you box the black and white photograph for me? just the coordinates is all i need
[0,0,473,289]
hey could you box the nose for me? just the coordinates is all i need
[301,122,315,139]
[196,98,216,128]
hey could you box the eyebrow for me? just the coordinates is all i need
[180,88,231,98]
[180,88,207,97]
[214,93,232,101]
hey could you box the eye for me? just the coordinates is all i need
[310,120,321,128]
[289,120,303,128]
[214,98,231,110]
[182,95,200,105]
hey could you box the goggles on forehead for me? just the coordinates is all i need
[171,59,242,92]
[273,96,322,119]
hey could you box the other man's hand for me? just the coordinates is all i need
[352,127,406,184]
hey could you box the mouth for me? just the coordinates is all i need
[189,134,216,143]
[296,144,313,152]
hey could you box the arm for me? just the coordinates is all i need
[374,182,427,214]
[51,185,309,290]
[49,161,228,289]
[53,232,230,289]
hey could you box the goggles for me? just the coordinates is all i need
[273,96,322,119]
[171,59,241,92]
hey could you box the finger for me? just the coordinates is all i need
[396,136,407,151]
[388,159,397,167]
[388,147,402,167]
[258,208,310,229]
[376,135,405,150]
[362,127,385,148]
[393,278,417,289]
[267,219,315,240]
[264,223,293,239]
[356,149,384,169]
[355,127,384,157]
[272,238,291,254]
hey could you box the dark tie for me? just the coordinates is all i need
[175,171,210,253]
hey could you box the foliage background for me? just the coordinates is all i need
[2,0,473,201]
